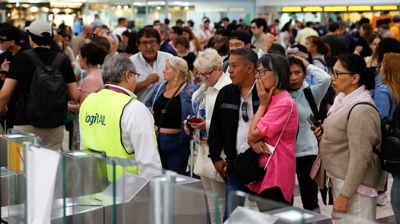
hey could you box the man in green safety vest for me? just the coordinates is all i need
[79,53,161,181]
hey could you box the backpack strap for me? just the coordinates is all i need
[346,102,379,120]
[51,53,65,68]
[312,57,327,67]
[303,87,320,120]
[24,49,45,68]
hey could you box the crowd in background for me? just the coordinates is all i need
[1,13,400,224]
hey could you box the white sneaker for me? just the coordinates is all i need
[377,193,388,206]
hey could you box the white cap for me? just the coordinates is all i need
[25,19,52,37]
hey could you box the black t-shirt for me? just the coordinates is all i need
[153,93,182,129]
[7,47,76,125]
[181,52,196,72]
[356,37,371,58]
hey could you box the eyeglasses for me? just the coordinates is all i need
[254,68,271,77]
[0,38,10,43]
[129,71,140,79]
[329,69,353,79]
[250,26,257,30]
[86,33,96,38]
[139,40,158,47]
[241,101,249,122]
[196,69,215,78]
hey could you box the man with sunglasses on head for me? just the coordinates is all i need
[208,48,260,221]
[130,27,174,103]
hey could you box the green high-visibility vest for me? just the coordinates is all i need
[79,88,139,182]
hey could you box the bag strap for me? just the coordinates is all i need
[304,87,320,120]
[156,81,186,134]
[24,49,45,68]
[51,53,65,68]
[264,98,294,170]
[346,102,381,158]
[151,83,164,110]
[313,57,327,67]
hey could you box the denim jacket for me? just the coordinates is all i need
[145,82,198,142]
[371,73,396,120]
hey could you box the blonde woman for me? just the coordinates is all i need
[146,57,198,174]
[183,48,231,224]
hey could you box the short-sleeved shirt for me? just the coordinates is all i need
[7,47,76,125]
[355,37,371,58]
[78,68,103,98]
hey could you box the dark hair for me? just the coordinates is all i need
[62,34,71,41]
[118,17,127,25]
[359,18,370,26]
[328,22,340,32]
[281,20,292,32]
[288,56,306,73]
[164,18,170,25]
[268,43,286,57]
[174,35,189,49]
[306,36,331,57]
[376,38,400,68]
[0,26,22,46]
[274,19,280,23]
[290,44,313,64]
[337,53,375,90]
[171,26,183,35]
[369,34,382,44]
[305,21,313,27]
[80,42,107,66]
[125,31,139,55]
[187,20,194,27]
[26,30,53,46]
[122,30,130,37]
[222,17,229,22]
[257,54,290,90]
[91,36,110,54]
[360,23,373,42]
[136,27,161,45]
[230,48,258,71]
[250,18,268,33]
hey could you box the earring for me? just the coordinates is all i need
[174,77,177,80]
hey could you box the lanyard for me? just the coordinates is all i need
[104,85,131,96]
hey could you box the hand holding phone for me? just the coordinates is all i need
[307,114,320,129]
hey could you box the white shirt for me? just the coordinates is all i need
[236,84,255,154]
[112,27,128,38]
[196,28,212,49]
[82,84,162,179]
[130,51,174,103]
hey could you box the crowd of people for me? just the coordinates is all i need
[0,13,400,223]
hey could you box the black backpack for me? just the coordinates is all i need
[23,50,67,128]
[348,102,400,176]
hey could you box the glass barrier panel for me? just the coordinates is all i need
[150,171,221,224]
[120,162,164,224]
[61,150,116,223]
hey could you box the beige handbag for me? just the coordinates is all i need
[193,144,226,182]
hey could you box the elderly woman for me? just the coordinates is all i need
[183,48,231,224]
[380,53,400,222]
[247,54,298,205]
[146,57,198,175]
[313,53,381,223]
[288,55,331,212]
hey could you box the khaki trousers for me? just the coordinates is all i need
[14,125,63,149]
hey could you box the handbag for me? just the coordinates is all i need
[193,144,226,182]
[234,98,294,185]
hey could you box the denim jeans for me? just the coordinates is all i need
[157,133,190,175]
[223,169,249,222]
[391,175,400,224]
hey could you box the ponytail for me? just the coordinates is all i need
[322,43,331,58]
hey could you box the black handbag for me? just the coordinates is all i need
[233,98,294,185]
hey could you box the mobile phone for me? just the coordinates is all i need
[307,114,320,129]
[188,116,202,123]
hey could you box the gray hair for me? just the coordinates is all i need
[193,48,222,70]
[160,23,170,39]
[102,54,136,84]
[229,48,258,71]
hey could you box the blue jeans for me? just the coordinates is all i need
[391,175,400,224]
[157,133,190,175]
[223,169,249,222]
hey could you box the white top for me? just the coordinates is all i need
[191,73,232,133]
[236,83,255,154]
[295,27,319,46]
[130,51,174,103]
[109,84,162,178]
[112,27,128,38]
[196,28,212,49]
